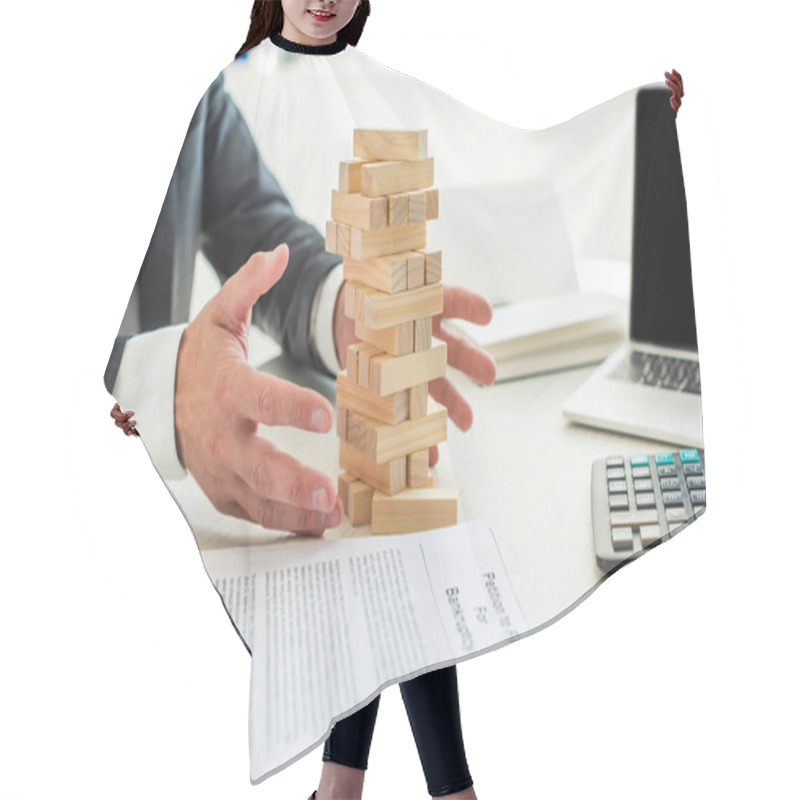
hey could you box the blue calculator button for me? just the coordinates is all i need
[630,454,649,467]
[680,449,700,463]
[656,452,675,465]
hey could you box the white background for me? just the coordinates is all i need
[1,1,797,798]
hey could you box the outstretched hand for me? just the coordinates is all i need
[174,246,343,535]
[428,285,496,465]
[665,69,684,115]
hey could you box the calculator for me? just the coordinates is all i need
[591,449,706,571]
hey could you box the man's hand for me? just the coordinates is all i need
[111,403,139,436]
[334,281,496,467]
[175,245,343,535]
[428,285,496,465]
[665,69,684,115]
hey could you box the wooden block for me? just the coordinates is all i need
[347,282,444,330]
[345,401,447,464]
[337,373,409,426]
[406,252,425,290]
[344,282,358,319]
[349,222,426,260]
[414,316,432,351]
[338,472,353,505]
[343,408,373,456]
[339,158,378,193]
[349,480,375,526]
[407,451,434,488]
[337,405,349,439]
[337,222,351,257]
[343,254,407,294]
[354,129,428,162]
[338,473,374,526]
[339,440,406,496]
[370,344,447,396]
[425,189,439,220]
[361,159,435,198]
[346,343,359,382]
[325,220,339,255]
[371,488,458,535]
[357,342,382,388]
[408,190,427,225]
[331,190,387,230]
[387,193,409,227]
[355,318,414,356]
[409,383,428,420]
[421,249,442,284]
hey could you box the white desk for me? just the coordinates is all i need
[170,254,702,630]
[167,348,695,634]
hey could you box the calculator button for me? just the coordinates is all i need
[680,449,700,463]
[609,494,630,510]
[610,510,659,527]
[632,466,651,479]
[687,476,706,490]
[606,456,625,467]
[666,507,688,522]
[640,524,662,546]
[690,490,706,506]
[612,526,634,550]
[660,477,680,492]
[634,478,653,492]
[658,465,678,478]
[607,467,626,480]
[630,454,650,467]
[662,491,684,506]
[608,480,628,493]
[636,493,656,509]
[683,463,703,476]
[668,522,684,534]
[656,452,675,465]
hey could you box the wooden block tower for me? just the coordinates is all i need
[326,130,458,535]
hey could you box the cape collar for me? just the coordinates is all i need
[270,32,348,56]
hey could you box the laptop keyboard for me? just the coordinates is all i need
[612,350,701,394]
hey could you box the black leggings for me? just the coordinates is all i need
[323,665,473,797]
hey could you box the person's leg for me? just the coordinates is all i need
[399,665,476,798]
[315,694,381,800]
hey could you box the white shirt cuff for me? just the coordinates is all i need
[111,324,188,481]
[311,264,344,376]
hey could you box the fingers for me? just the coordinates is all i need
[111,403,139,436]
[217,246,290,329]
[429,444,439,467]
[432,321,497,387]
[429,377,473,432]
[232,435,339,514]
[664,69,683,92]
[229,488,344,536]
[231,362,334,431]
[110,403,131,422]
[442,285,493,325]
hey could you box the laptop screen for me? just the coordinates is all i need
[629,87,698,352]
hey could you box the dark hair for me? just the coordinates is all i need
[236,1,371,59]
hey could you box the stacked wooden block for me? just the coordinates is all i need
[327,130,458,535]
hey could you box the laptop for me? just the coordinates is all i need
[562,86,703,448]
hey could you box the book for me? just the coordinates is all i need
[445,293,626,381]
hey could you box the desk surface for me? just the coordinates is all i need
[167,347,687,628]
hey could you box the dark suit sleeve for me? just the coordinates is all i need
[198,73,341,372]
[104,72,340,394]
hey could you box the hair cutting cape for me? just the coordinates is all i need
[106,35,704,783]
